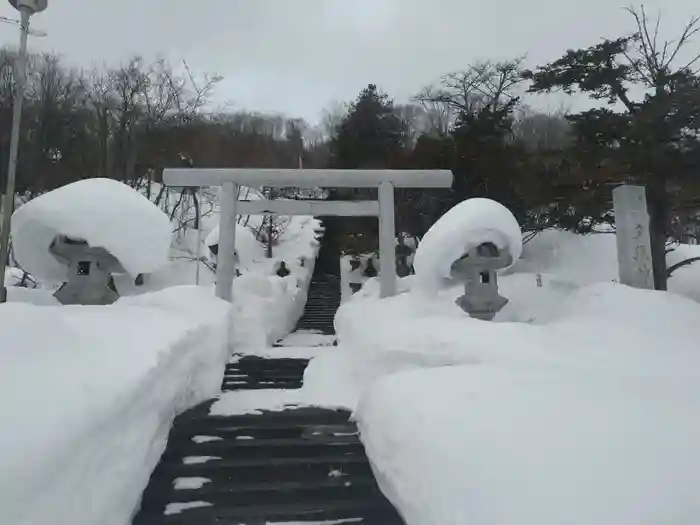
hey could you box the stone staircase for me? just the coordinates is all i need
[132,274,403,525]
[294,274,341,335]
[222,356,307,391]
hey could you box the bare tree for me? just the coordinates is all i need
[394,103,430,145]
[512,105,572,150]
[320,100,347,141]
[415,57,526,118]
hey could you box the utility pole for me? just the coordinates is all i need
[0,0,48,302]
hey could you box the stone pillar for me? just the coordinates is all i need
[613,184,654,290]
[378,181,397,298]
[216,181,239,301]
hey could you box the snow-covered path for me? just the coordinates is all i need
[133,273,403,524]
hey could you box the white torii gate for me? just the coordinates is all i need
[163,168,453,301]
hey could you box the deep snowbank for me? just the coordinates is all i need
[204,223,265,267]
[350,283,700,525]
[0,286,230,525]
[108,212,319,349]
[230,216,321,348]
[301,226,700,525]
[12,178,172,281]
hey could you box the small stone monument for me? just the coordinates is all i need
[49,235,124,305]
[363,258,378,278]
[612,184,654,289]
[276,261,291,278]
[450,242,512,320]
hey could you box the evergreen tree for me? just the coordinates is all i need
[524,7,700,290]
[326,85,409,256]
[330,84,408,169]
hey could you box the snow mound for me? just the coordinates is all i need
[229,216,322,349]
[204,223,265,265]
[314,265,700,524]
[358,357,700,525]
[413,198,522,292]
[0,286,230,525]
[12,178,172,281]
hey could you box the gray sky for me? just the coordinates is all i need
[0,0,695,122]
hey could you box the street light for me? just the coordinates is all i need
[0,0,47,303]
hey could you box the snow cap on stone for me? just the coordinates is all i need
[11,178,172,281]
[413,198,522,292]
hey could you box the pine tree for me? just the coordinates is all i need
[524,7,700,290]
[330,84,408,169]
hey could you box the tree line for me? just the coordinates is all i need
[2,5,699,289]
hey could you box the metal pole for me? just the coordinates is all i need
[0,7,30,303]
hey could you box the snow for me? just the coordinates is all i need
[11,172,700,525]
[11,178,172,281]
[204,223,265,267]
[301,227,700,525]
[340,253,378,302]
[211,389,314,416]
[164,501,212,515]
[413,198,522,292]
[1,180,321,525]
[352,284,700,525]
[6,177,321,349]
[274,330,337,348]
[266,521,362,525]
[510,228,618,285]
[358,357,700,525]
[229,216,321,349]
[114,212,320,349]
[183,456,221,465]
[173,477,211,490]
[192,435,222,443]
[241,345,332,360]
[0,286,230,525]
[209,371,351,416]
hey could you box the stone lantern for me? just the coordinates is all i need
[450,242,512,320]
[49,235,125,305]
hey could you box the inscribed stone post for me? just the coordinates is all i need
[612,184,654,289]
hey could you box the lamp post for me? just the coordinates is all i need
[0,0,47,302]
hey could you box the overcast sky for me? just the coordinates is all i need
[0,0,695,123]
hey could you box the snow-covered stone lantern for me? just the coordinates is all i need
[49,235,124,305]
[413,197,523,321]
[11,178,172,305]
[450,241,512,320]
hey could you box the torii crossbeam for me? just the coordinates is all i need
[162,168,453,301]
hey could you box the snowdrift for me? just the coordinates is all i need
[301,226,700,525]
[349,283,700,525]
[204,223,265,266]
[229,216,321,348]
[12,178,172,281]
[0,286,230,525]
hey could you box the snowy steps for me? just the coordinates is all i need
[133,274,403,524]
[222,357,308,391]
[134,405,403,524]
[293,275,341,335]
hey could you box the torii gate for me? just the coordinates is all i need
[162,168,453,301]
